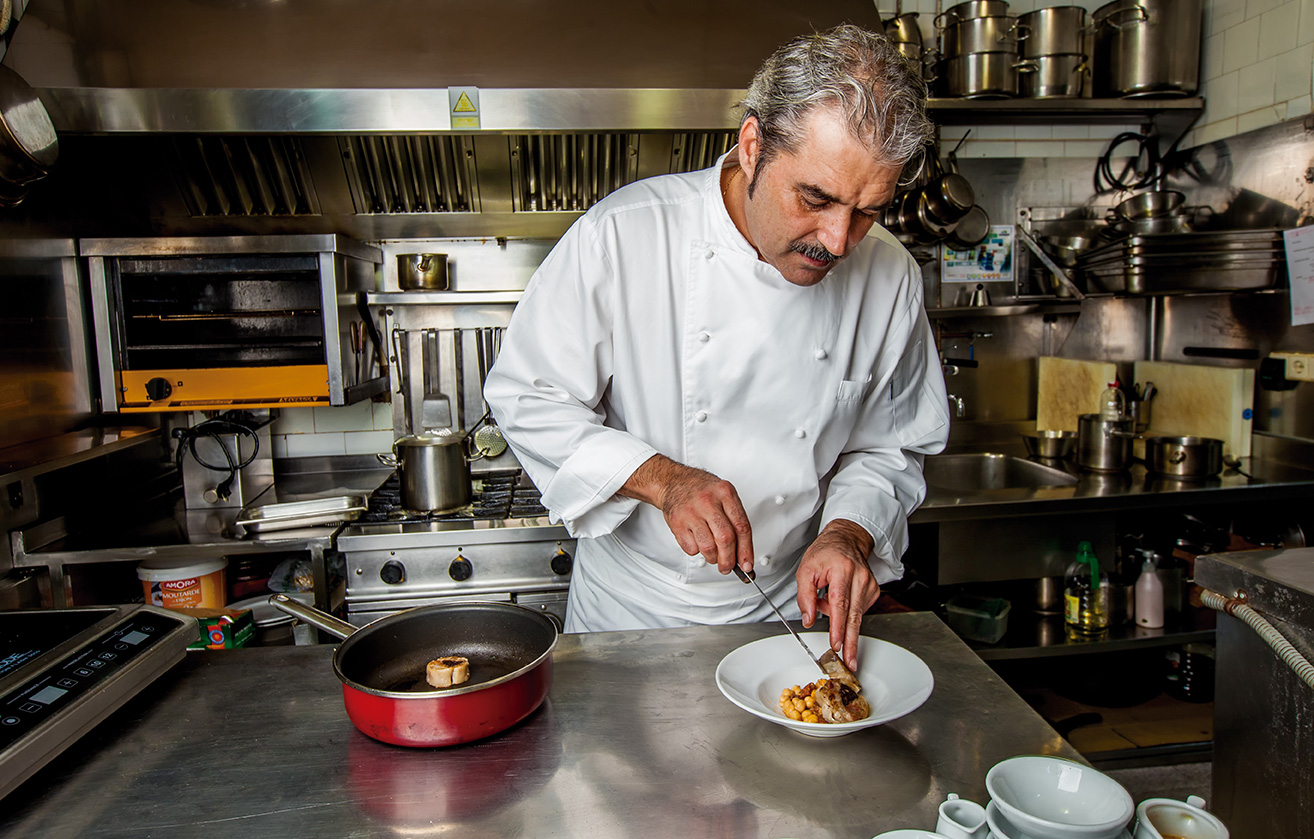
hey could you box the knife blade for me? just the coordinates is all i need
[733,564,829,678]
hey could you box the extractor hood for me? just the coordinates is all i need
[1,0,882,238]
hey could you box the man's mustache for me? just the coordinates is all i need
[790,241,840,264]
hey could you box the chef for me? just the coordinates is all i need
[484,24,949,668]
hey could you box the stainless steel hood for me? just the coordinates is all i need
[1,0,881,238]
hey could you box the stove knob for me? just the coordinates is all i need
[449,554,473,582]
[550,549,573,576]
[145,377,173,401]
[380,560,406,585]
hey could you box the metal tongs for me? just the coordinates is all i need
[733,565,828,678]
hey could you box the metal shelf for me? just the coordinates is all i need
[928,301,1082,318]
[963,608,1217,662]
[929,96,1204,151]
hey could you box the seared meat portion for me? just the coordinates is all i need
[813,650,871,723]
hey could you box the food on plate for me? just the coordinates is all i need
[778,650,872,724]
[425,655,470,688]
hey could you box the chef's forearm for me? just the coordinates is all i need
[815,517,875,563]
[615,453,678,508]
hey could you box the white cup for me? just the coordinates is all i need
[936,793,989,839]
[1134,795,1229,839]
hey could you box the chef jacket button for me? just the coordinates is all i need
[698,331,710,343]
[794,428,806,438]
[774,495,786,505]
[696,411,708,422]
[761,555,771,564]
[814,348,828,360]
[704,249,715,260]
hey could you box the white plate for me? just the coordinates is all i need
[986,800,1132,839]
[714,633,933,738]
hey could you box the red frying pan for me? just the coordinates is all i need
[270,595,556,747]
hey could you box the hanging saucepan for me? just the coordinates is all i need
[398,253,449,290]
[0,66,59,206]
[945,205,992,250]
[270,595,557,747]
[921,152,975,225]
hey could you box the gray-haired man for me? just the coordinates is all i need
[485,24,949,668]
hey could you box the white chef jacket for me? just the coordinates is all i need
[484,150,950,633]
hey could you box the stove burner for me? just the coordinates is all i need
[359,471,548,524]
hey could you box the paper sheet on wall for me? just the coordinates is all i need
[942,224,1014,284]
[1282,225,1314,326]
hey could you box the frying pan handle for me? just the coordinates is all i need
[268,593,358,640]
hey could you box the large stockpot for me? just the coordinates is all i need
[885,12,924,47]
[938,0,1011,26]
[1017,54,1088,98]
[1017,6,1088,58]
[1145,435,1222,478]
[940,53,1020,98]
[1092,0,1202,97]
[940,15,1021,57]
[379,432,478,512]
[1077,413,1134,472]
[270,595,557,747]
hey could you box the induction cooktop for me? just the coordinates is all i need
[0,604,196,799]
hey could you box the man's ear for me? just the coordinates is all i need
[737,116,762,183]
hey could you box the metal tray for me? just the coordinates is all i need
[236,495,367,533]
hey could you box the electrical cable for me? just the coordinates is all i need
[172,411,264,501]
[1200,588,1314,692]
[1094,131,1163,194]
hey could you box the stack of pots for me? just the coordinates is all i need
[935,0,1023,98]
[1016,6,1089,98]
[884,13,927,79]
[1091,0,1202,97]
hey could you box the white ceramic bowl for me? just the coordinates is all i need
[871,831,950,838]
[985,755,1133,839]
[715,633,933,738]
[987,800,1132,839]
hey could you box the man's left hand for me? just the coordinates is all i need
[796,519,879,671]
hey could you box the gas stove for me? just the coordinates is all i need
[337,469,574,626]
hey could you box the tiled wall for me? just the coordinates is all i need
[269,401,395,458]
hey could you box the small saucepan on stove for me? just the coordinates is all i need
[378,432,486,513]
[1144,435,1223,479]
[270,595,557,747]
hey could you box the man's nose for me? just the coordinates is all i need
[816,211,851,257]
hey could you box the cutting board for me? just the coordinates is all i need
[1133,360,1254,457]
[1036,357,1117,432]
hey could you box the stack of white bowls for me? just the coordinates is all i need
[934,0,1022,98]
[1016,6,1090,98]
[984,755,1134,839]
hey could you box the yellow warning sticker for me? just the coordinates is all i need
[449,86,480,129]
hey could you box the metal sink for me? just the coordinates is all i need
[924,453,1078,493]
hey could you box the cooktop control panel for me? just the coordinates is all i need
[0,606,196,799]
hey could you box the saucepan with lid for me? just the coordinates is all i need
[1144,435,1222,478]
[270,595,557,747]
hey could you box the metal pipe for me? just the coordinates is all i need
[1200,588,1314,691]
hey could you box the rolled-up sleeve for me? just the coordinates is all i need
[820,264,949,582]
[483,216,659,538]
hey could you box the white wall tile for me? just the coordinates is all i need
[271,435,289,458]
[1211,0,1248,34]
[1203,32,1226,80]
[1300,0,1314,44]
[1204,69,1241,120]
[284,432,345,457]
[344,430,394,455]
[1014,140,1066,157]
[1260,1,1301,54]
[1239,56,1278,104]
[970,125,1017,141]
[1050,125,1090,140]
[959,140,1016,157]
[1063,139,1110,157]
[1236,104,1285,131]
[1012,125,1054,141]
[1286,94,1313,117]
[1247,0,1284,21]
[271,408,315,435]
[1276,43,1314,101]
[311,401,375,433]
[1196,116,1240,143]
[372,400,394,431]
[1223,16,1262,73]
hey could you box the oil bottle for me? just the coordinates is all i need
[1065,540,1110,635]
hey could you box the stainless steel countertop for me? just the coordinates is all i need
[0,612,1078,838]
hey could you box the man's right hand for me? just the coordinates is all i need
[618,454,754,575]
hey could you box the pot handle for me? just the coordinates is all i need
[1168,450,1187,464]
[417,254,433,271]
[1103,5,1148,28]
[376,451,399,467]
[1014,59,1039,73]
[268,593,359,640]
